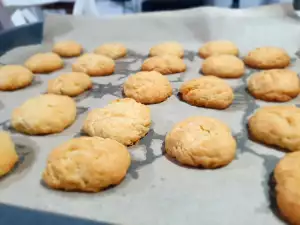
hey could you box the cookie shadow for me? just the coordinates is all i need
[30,77,43,88]
[268,172,286,223]
[73,131,86,138]
[128,128,164,179]
[0,136,38,185]
[74,89,92,103]
[0,120,18,134]
[183,50,197,61]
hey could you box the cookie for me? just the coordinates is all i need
[179,76,234,109]
[72,53,115,76]
[244,47,290,69]
[25,53,64,73]
[149,41,184,58]
[274,151,300,225]
[94,43,127,59]
[198,40,239,58]
[141,55,186,75]
[0,65,33,91]
[247,69,300,102]
[12,94,76,135]
[52,40,83,57]
[248,105,300,152]
[202,55,245,78]
[123,71,172,104]
[42,137,130,192]
[0,132,18,177]
[83,98,151,146]
[47,72,92,97]
[165,116,236,168]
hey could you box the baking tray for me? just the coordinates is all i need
[0,22,110,225]
[1,3,300,225]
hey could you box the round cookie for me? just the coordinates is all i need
[198,40,239,58]
[0,65,33,91]
[141,55,186,75]
[52,40,82,57]
[202,55,245,78]
[25,53,63,73]
[165,116,236,168]
[94,43,127,59]
[179,76,234,109]
[43,137,131,192]
[0,132,18,177]
[274,151,300,225]
[12,94,76,135]
[244,47,290,69]
[149,41,184,58]
[72,53,115,76]
[248,105,300,152]
[83,98,151,146]
[47,72,92,97]
[247,69,300,102]
[123,71,172,104]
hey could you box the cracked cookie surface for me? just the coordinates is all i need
[94,43,127,59]
[25,52,64,73]
[248,105,300,152]
[202,54,245,78]
[83,98,151,146]
[149,41,184,58]
[11,94,76,135]
[123,71,172,104]
[275,151,300,225]
[47,72,92,97]
[141,55,186,75]
[247,69,299,102]
[43,136,130,192]
[198,40,239,58]
[0,65,33,91]
[72,53,115,76]
[244,46,290,69]
[53,40,83,57]
[180,76,234,109]
[165,116,236,168]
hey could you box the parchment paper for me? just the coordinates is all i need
[1,3,300,225]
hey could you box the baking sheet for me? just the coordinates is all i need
[1,3,300,224]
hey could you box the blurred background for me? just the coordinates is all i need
[0,0,294,30]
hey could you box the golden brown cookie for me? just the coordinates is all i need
[83,98,151,146]
[52,40,83,57]
[0,65,34,91]
[244,47,290,69]
[165,116,236,168]
[198,40,239,59]
[0,132,18,177]
[179,76,234,109]
[42,137,131,192]
[202,55,245,78]
[94,43,127,59]
[247,69,300,102]
[25,53,64,73]
[274,151,300,225]
[123,71,172,104]
[149,41,184,58]
[248,105,300,152]
[141,55,186,75]
[47,72,92,97]
[72,53,115,76]
[12,94,76,135]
